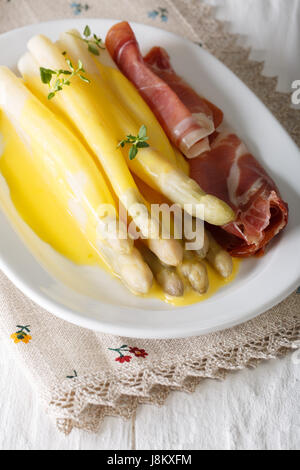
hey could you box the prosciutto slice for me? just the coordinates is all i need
[144,46,224,129]
[190,132,288,256]
[106,21,215,158]
[144,46,288,257]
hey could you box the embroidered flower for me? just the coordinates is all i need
[115,355,132,364]
[148,7,168,22]
[109,345,148,363]
[148,10,159,19]
[129,347,148,358]
[11,325,32,344]
[70,2,90,15]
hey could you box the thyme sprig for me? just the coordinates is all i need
[68,25,105,56]
[117,125,150,160]
[40,56,90,100]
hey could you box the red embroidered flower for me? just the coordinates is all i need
[129,347,148,358]
[109,345,148,363]
[115,355,132,363]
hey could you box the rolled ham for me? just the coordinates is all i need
[144,46,289,257]
[144,46,224,129]
[106,21,215,158]
[190,131,288,256]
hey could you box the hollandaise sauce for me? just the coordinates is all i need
[0,110,107,268]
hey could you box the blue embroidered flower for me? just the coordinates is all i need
[70,2,90,15]
[148,7,168,22]
[148,10,159,20]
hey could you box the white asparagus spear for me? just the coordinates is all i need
[55,30,235,226]
[194,229,210,259]
[18,40,183,267]
[206,232,233,278]
[0,66,153,294]
[177,251,209,294]
[181,211,210,259]
[146,238,183,267]
[139,244,184,297]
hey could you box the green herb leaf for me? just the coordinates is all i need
[117,125,150,161]
[68,26,105,56]
[40,53,90,100]
[129,145,138,160]
[84,25,91,38]
[40,67,53,85]
[66,59,74,71]
[136,141,150,149]
[88,42,100,56]
[79,75,90,83]
[138,125,147,139]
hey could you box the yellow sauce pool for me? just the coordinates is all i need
[147,258,240,306]
[133,176,240,306]
[0,111,105,268]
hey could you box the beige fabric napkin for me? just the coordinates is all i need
[0,0,299,434]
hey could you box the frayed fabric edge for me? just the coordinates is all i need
[48,321,300,434]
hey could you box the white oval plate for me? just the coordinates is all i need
[0,19,299,339]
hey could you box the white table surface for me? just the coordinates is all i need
[1,0,300,450]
